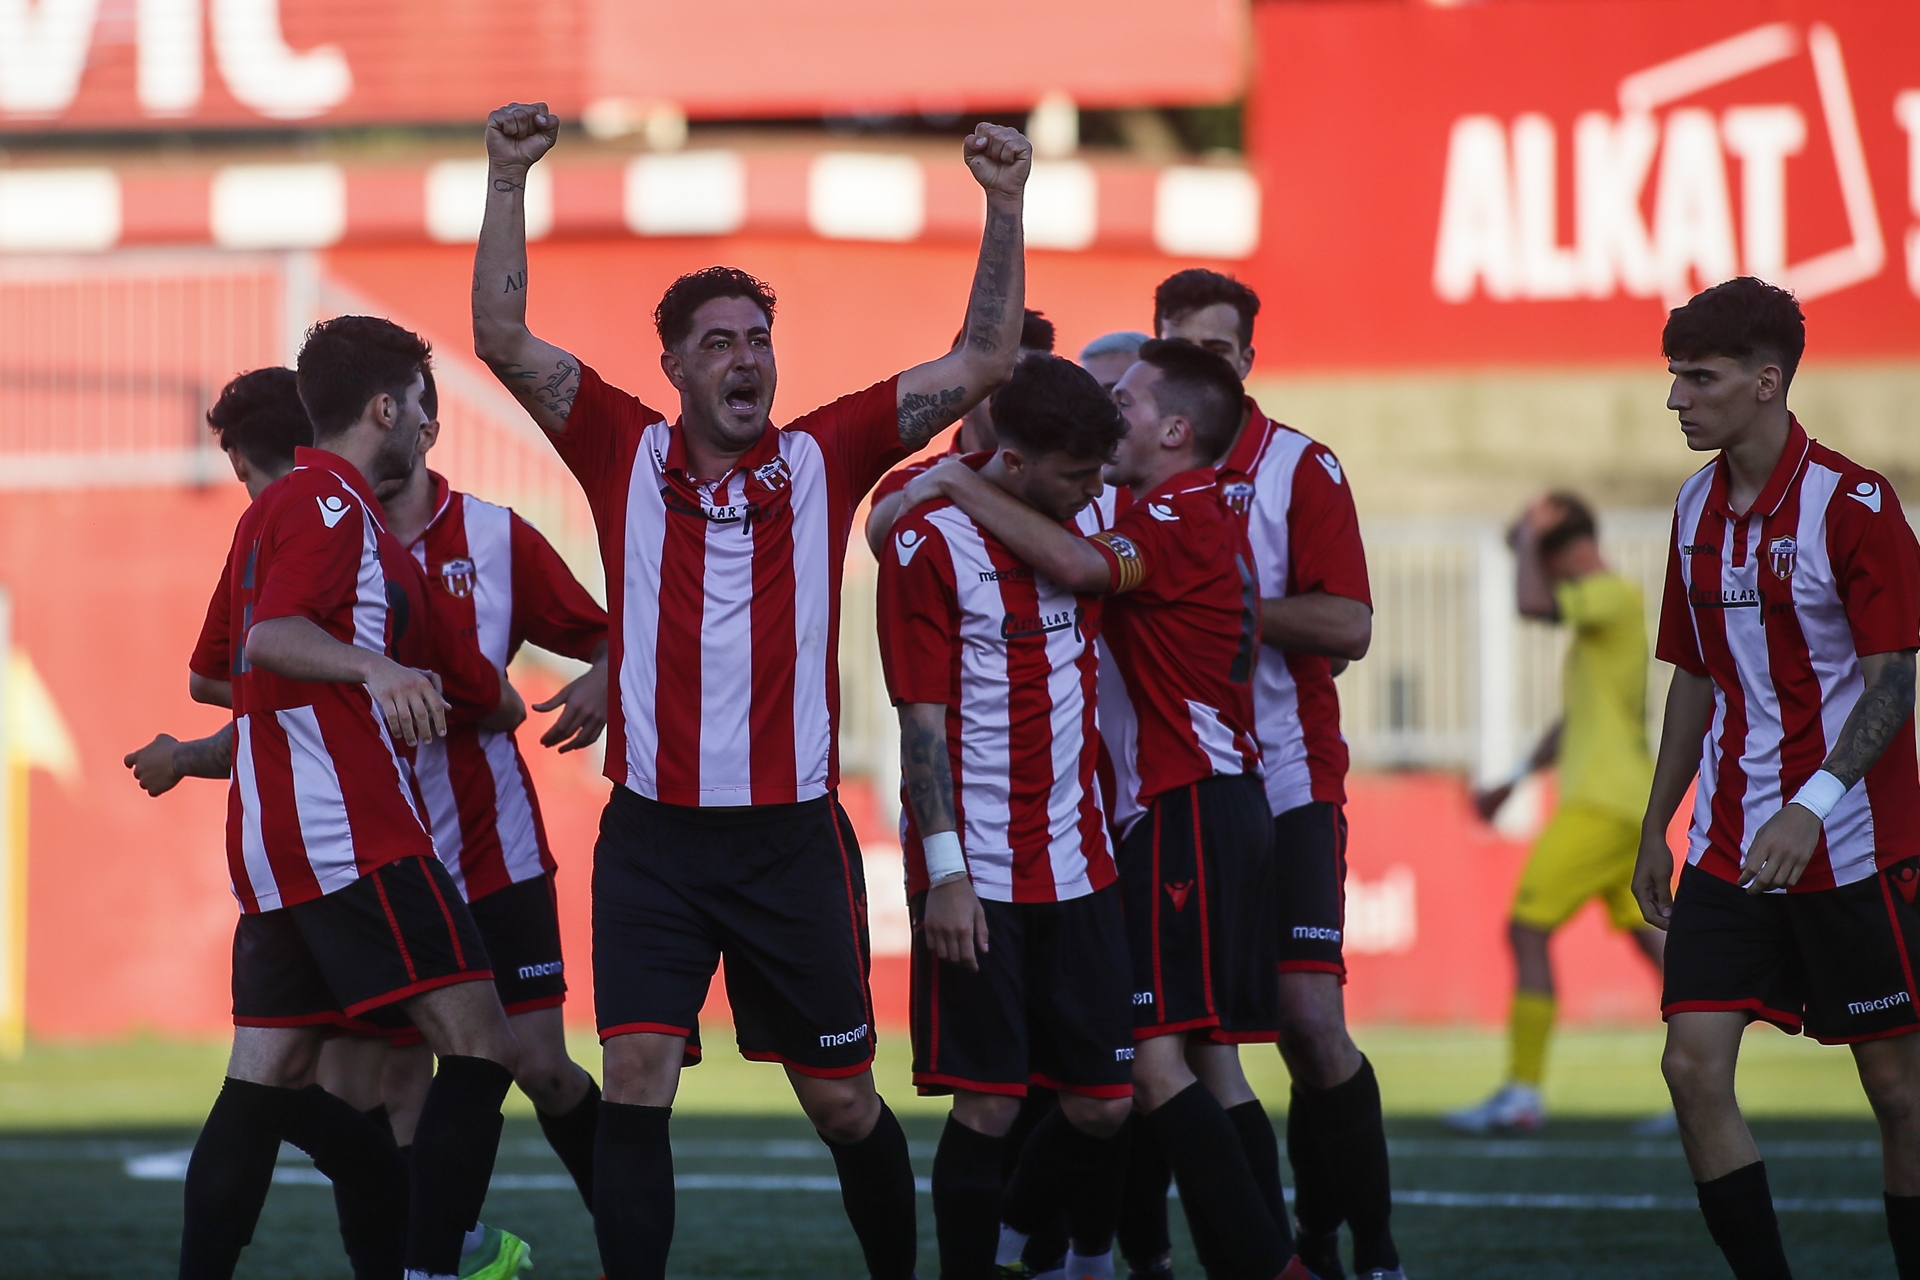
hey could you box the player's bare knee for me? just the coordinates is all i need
[1854,1043,1920,1130]
[802,1079,881,1145]
[951,1091,1021,1137]
[1060,1092,1131,1139]
[602,1032,684,1106]
[1660,1041,1731,1105]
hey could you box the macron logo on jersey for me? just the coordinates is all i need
[316,494,351,529]
[1849,480,1882,513]
[895,528,926,567]
[1317,452,1344,485]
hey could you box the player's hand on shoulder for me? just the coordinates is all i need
[1631,825,1676,929]
[486,101,559,168]
[364,658,449,746]
[1740,804,1822,894]
[964,123,1032,201]
[123,734,183,796]
[922,876,989,972]
[533,657,608,753]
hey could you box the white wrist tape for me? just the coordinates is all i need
[922,830,968,885]
[1788,769,1848,821]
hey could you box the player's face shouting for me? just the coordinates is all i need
[1666,354,1780,453]
[664,294,779,451]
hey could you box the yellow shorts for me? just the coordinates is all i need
[1511,803,1645,932]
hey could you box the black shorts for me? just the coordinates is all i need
[1117,773,1281,1043]
[1663,860,1920,1044]
[910,882,1134,1099]
[469,870,567,1015]
[232,855,493,1028]
[1274,801,1348,977]
[592,786,875,1077]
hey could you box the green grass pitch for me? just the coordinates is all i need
[0,1025,1896,1278]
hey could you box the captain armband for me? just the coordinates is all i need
[1089,531,1146,594]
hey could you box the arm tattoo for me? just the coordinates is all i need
[898,386,968,448]
[963,206,1020,356]
[901,714,958,835]
[492,176,525,192]
[486,358,579,424]
[175,729,234,780]
[503,271,526,294]
[1823,657,1918,789]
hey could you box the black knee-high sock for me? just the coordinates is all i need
[283,1084,408,1280]
[823,1101,919,1280]
[1003,1109,1071,1235]
[1118,1117,1184,1273]
[1887,1193,1920,1279]
[179,1077,302,1280]
[1696,1162,1792,1280]
[1005,1090,1069,1269]
[1284,1091,1340,1280]
[1226,1101,1286,1234]
[1299,1058,1398,1273]
[933,1115,1004,1280]
[1060,1118,1132,1256]
[594,1102,674,1280]
[536,1076,601,1212]
[405,1055,513,1277]
[1149,1083,1290,1280]
[364,1104,394,1141]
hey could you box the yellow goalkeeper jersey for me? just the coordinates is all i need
[1552,572,1654,824]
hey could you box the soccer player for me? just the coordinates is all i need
[903,340,1310,1280]
[180,316,529,1280]
[877,356,1133,1280]
[1078,332,1149,394]
[1447,493,1663,1135]
[1632,278,1920,1280]
[372,367,611,1208]
[471,100,1035,1280]
[1145,270,1396,1280]
[864,309,1058,558]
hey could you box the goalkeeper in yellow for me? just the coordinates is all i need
[1445,493,1665,1133]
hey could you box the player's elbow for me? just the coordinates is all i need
[188,672,232,709]
[1333,605,1373,661]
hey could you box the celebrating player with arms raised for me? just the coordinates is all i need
[472,100,1033,1280]
[1634,279,1920,1280]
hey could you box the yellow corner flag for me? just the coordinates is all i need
[2,642,79,1059]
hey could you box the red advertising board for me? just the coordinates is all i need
[0,0,1242,131]
[1244,0,1920,370]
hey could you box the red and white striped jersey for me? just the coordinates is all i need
[1657,418,1920,890]
[1087,469,1263,806]
[1217,399,1371,815]
[547,364,905,807]
[211,448,498,913]
[405,475,609,902]
[877,489,1116,903]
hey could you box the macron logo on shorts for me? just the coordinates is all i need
[1293,926,1342,943]
[1132,991,1154,1006]
[517,960,564,980]
[1849,991,1912,1016]
[819,1023,870,1048]
[1115,1047,1135,1061]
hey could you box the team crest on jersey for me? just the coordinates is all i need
[1221,481,1254,516]
[754,457,793,492]
[438,558,477,598]
[1767,536,1797,581]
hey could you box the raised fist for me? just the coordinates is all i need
[964,122,1032,201]
[487,101,559,169]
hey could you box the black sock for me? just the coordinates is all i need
[1118,1117,1173,1271]
[1303,1057,1398,1273]
[405,1055,513,1276]
[1005,1091,1069,1270]
[179,1077,301,1280]
[1059,1117,1131,1256]
[1888,1193,1920,1280]
[364,1104,394,1142]
[283,1084,408,1280]
[1149,1082,1290,1280]
[822,1101,919,1280]
[932,1115,1004,1280]
[1227,1101,1287,1235]
[1285,1087,1335,1238]
[1001,1108,1132,1255]
[1696,1161,1792,1280]
[595,1102,675,1280]
[1003,1109,1071,1235]
[536,1076,601,1212]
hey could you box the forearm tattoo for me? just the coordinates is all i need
[901,714,957,835]
[1824,657,1918,789]
[898,386,967,447]
[176,730,234,780]
[963,206,1020,357]
[486,356,579,424]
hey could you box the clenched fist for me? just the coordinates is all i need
[964,122,1032,202]
[487,101,559,169]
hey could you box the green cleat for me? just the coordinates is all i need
[457,1226,533,1280]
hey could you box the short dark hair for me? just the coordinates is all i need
[655,266,777,350]
[420,367,438,422]
[1133,338,1245,460]
[1154,269,1261,348]
[1662,276,1806,387]
[207,366,311,471]
[951,308,1056,354]
[989,355,1125,462]
[296,315,432,440]
[1538,492,1598,559]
